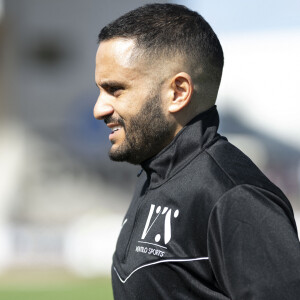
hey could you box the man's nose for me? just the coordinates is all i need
[93,96,114,120]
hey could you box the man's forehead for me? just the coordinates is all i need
[95,37,184,86]
[95,37,156,85]
[96,38,136,68]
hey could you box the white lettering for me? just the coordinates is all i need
[135,246,148,253]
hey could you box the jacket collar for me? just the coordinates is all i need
[141,105,220,188]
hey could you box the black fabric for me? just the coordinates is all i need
[111,106,300,299]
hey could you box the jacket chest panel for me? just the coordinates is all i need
[113,181,211,279]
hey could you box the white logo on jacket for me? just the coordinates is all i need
[140,204,180,246]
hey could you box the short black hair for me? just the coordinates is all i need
[98,3,223,99]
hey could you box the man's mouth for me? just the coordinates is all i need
[108,124,123,141]
[111,125,122,134]
[106,119,125,141]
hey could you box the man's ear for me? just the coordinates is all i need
[168,72,193,113]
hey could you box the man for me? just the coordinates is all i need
[94,3,300,299]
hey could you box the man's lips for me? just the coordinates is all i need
[110,125,122,133]
[107,123,123,140]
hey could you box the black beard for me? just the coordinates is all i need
[108,93,174,165]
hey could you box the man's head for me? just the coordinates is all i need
[94,3,223,164]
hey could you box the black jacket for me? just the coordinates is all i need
[112,106,300,299]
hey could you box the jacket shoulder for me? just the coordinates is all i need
[205,138,285,197]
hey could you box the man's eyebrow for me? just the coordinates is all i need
[96,80,126,88]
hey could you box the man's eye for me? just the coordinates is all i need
[108,86,123,95]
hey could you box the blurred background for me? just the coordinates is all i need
[0,0,299,299]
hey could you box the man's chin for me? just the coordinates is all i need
[109,146,131,163]
[108,147,142,165]
[109,151,127,162]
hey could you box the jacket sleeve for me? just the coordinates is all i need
[207,184,300,300]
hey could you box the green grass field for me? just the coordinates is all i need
[0,269,113,300]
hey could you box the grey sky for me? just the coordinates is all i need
[175,0,300,33]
